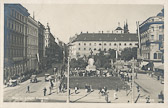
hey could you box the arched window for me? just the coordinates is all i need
[154,53,157,59]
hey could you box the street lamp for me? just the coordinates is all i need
[132,57,135,103]
[66,43,73,103]
[67,57,70,103]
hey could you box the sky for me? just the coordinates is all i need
[22,4,163,43]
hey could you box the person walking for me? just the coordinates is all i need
[75,86,78,94]
[43,87,47,96]
[114,92,118,100]
[146,95,150,103]
[105,92,109,103]
[26,85,30,93]
[49,86,52,95]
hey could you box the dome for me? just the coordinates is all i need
[115,27,123,30]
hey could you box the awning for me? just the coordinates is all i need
[140,61,149,67]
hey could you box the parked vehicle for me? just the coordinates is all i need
[7,80,17,87]
[30,75,37,83]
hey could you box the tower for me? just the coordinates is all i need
[124,20,129,33]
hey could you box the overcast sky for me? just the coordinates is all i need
[22,4,163,43]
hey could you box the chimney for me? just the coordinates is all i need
[81,31,83,34]
[87,31,88,34]
[102,31,103,33]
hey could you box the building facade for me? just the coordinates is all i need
[4,4,30,81]
[139,9,164,62]
[38,22,45,71]
[27,16,39,71]
[69,25,138,59]
[38,22,45,60]
[44,23,56,58]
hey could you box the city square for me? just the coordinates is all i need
[3,4,164,103]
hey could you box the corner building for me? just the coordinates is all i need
[139,9,164,62]
[4,4,30,82]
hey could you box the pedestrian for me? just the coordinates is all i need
[69,88,71,95]
[75,86,78,94]
[26,85,30,93]
[50,81,54,88]
[98,87,102,94]
[85,84,88,92]
[116,86,119,92]
[61,84,64,92]
[43,87,47,96]
[63,83,66,91]
[146,95,150,103]
[101,88,105,95]
[49,86,52,95]
[114,92,118,100]
[105,92,109,103]
[59,85,61,93]
[137,85,140,93]
[104,86,107,93]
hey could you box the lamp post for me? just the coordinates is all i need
[67,57,70,103]
[132,57,135,103]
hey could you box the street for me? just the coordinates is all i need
[135,73,164,103]
[4,63,67,102]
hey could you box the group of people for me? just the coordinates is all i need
[98,86,108,96]
[85,84,93,93]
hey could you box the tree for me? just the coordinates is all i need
[108,49,116,61]
[70,58,88,69]
[121,47,137,61]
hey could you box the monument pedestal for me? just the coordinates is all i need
[86,57,96,71]
[86,65,96,71]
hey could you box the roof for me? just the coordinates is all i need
[73,33,138,42]
[115,27,123,30]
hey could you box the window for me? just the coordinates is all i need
[104,43,106,46]
[99,43,101,46]
[159,35,162,41]
[114,43,116,46]
[78,48,80,50]
[84,48,86,50]
[130,43,132,46]
[94,43,96,46]
[158,53,162,59]
[154,53,157,59]
[151,35,154,40]
[151,27,154,31]
[119,43,121,46]
[89,43,91,46]
[89,48,91,50]
[124,43,126,46]
[159,26,162,29]
[109,43,111,46]
[84,43,86,46]
[94,48,96,51]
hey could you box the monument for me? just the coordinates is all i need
[86,57,96,71]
